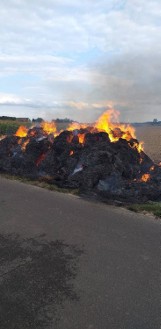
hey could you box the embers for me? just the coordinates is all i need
[36,153,47,167]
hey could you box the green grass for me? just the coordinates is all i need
[0,120,70,137]
[128,202,161,218]
[0,120,31,136]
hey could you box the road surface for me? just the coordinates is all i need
[0,176,160,329]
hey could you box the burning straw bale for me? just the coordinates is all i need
[1,109,161,203]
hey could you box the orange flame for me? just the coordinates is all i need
[140,173,151,182]
[66,109,144,152]
[78,133,85,144]
[15,126,28,137]
[70,150,74,156]
[67,122,88,131]
[131,141,144,154]
[18,138,30,151]
[14,109,144,154]
[22,139,29,151]
[94,109,144,152]
[41,121,57,135]
[94,109,119,141]
[137,141,144,153]
[95,110,132,140]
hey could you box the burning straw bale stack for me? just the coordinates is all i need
[1,110,161,203]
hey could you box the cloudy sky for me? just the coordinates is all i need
[0,0,161,122]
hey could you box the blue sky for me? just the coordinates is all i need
[0,0,161,122]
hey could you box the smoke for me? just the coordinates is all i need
[90,52,161,122]
[44,101,113,123]
[3,53,160,123]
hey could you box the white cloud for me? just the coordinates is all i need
[0,92,112,122]
[0,0,161,121]
[1,0,161,56]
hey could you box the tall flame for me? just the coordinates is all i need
[94,109,143,152]
[94,109,135,142]
[41,121,57,135]
[14,109,144,153]
[15,126,28,138]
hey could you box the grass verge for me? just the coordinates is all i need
[128,202,161,218]
[1,173,161,218]
[0,173,79,196]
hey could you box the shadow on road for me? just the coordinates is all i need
[0,234,83,328]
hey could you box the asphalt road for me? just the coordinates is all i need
[0,176,160,329]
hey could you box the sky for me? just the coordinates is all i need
[0,0,161,122]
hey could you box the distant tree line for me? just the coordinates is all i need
[0,116,17,121]
[152,118,161,125]
[0,116,30,122]
[0,116,75,123]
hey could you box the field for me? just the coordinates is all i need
[135,125,161,164]
[0,120,31,136]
